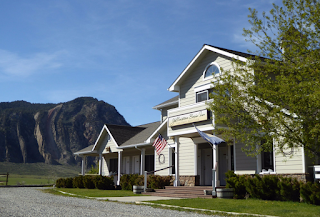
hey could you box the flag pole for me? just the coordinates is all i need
[193,124,217,197]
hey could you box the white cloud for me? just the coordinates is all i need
[0,50,66,78]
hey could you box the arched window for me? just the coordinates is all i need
[203,62,220,79]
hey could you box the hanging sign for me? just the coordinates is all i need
[169,109,208,127]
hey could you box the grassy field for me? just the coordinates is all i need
[45,188,145,197]
[0,162,80,185]
[149,198,320,217]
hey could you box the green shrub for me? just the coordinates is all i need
[83,175,95,189]
[260,175,279,200]
[245,174,279,200]
[300,181,320,205]
[120,174,132,190]
[225,171,247,199]
[65,177,74,188]
[55,178,65,188]
[73,176,84,188]
[120,174,171,190]
[94,175,115,190]
[120,174,141,190]
[278,177,300,202]
[148,175,171,189]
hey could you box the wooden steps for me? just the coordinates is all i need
[142,186,214,199]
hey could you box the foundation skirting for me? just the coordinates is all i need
[171,175,200,186]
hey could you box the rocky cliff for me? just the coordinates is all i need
[0,97,129,165]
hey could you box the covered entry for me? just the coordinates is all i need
[197,142,232,186]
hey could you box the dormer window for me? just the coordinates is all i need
[203,62,220,80]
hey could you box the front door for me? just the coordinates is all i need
[219,146,228,186]
[123,156,130,174]
[201,148,213,185]
[132,155,140,174]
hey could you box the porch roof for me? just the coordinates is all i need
[119,121,161,147]
[74,145,97,155]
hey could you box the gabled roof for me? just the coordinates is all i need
[168,44,263,92]
[152,95,179,110]
[74,121,162,155]
[120,121,161,147]
[106,124,146,146]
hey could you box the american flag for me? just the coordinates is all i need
[152,134,167,155]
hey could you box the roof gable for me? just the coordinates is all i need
[168,44,253,92]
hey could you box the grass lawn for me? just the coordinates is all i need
[46,188,146,198]
[1,174,55,186]
[0,162,81,186]
[149,198,320,217]
[0,162,80,177]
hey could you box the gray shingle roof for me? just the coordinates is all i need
[74,145,95,155]
[106,121,161,147]
[121,121,161,146]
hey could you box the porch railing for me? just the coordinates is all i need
[144,165,174,192]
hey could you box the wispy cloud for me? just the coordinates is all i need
[0,50,66,78]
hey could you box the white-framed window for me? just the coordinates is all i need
[196,90,208,103]
[196,89,215,103]
[203,62,221,80]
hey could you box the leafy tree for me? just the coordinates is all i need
[208,0,320,159]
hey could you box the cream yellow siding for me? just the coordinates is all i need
[179,52,233,107]
[154,130,172,176]
[102,152,118,176]
[102,137,118,154]
[179,137,196,175]
[275,146,304,173]
[155,145,170,176]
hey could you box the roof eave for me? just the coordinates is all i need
[146,119,168,143]
[117,142,150,149]
[152,100,179,110]
[74,150,98,156]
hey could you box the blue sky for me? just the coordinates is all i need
[0,0,281,126]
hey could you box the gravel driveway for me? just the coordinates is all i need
[0,187,216,217]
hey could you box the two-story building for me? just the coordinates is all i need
[74,44,312,187]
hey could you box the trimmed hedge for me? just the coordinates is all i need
[120,174,172,190]
[55,175,114,190]
[300,181,320,205]
[225,170,320,205]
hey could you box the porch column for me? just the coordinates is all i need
[99,154,103,175]
[140,148,145,175]
[213,145,219,187]
[174,136,180,186]
[81,155,86,175]
[117,151,123,185]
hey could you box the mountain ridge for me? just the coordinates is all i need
[0,97,129,165]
